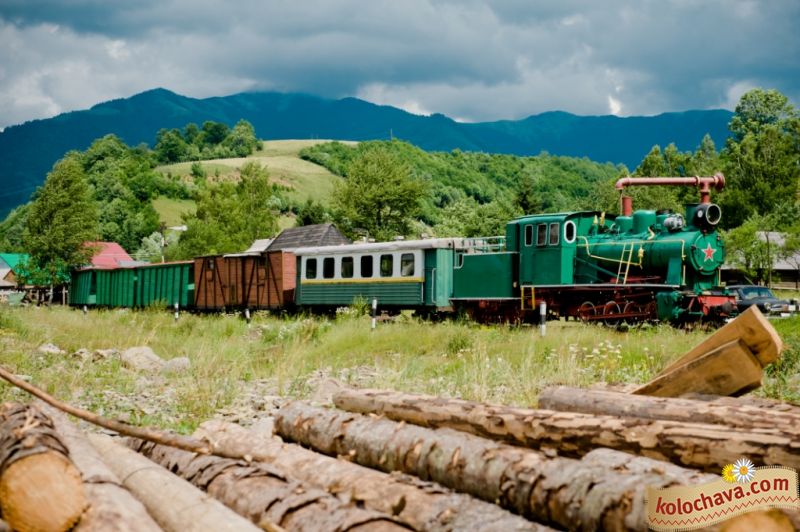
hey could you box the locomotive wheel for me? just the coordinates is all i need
[578,301,596,322]
[622,301,637,326]
[602,301,621,327]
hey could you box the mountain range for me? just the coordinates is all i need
[0,88,733,217]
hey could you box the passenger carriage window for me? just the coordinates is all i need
[341,257,354,278]
[564,221,576,243]
[323,257,335,279]
[536,224,547,246]
[524,225,534,246]
[361,256,373,278]
[400,254,414,277]
[306,258,317,279]
[380,254,393,277]
[549,223,559,245]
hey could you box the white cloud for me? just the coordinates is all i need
[0,0,797,128]
[105,40,129,60]
[608,95,622,115]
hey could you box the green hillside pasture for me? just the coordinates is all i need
[254,139,357,157]
[258,155,339,203]
[0,306,796,433]
[156,141,342,204]
[152,197,197,227]
[157,161,236,180]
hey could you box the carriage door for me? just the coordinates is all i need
[519,223,537,286]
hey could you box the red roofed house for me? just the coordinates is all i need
[84,242,134,269]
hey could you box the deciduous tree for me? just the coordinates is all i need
[333,148,427,241]
[23,154,98,290]
[175,162,277,257]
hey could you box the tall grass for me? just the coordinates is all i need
[0,306,797,432]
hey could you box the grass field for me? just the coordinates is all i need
[1,306,797,433]
[152,197,196,227]
[154,140,346,213]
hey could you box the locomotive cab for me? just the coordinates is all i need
[510,213,603,286]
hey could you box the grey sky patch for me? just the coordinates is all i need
[0,0,797,130]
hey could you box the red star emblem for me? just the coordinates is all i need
[702,243,716,261]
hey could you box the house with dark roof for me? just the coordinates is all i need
[267,224,350,251]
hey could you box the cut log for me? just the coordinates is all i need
[36,403,162,532]
[127,438,407,531]
[331,388,800,471]
[274,401,724,531]
[633,339,764,397]
[655,305,782,374]
[538,386,800,436]
[681,393,800,414]
[194,420,547,532]
[87,434,261,532]
[0,402,87,532]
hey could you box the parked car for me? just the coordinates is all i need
[728,285,796,316]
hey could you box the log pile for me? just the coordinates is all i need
[0,308,796,530]
[0,386,797,531]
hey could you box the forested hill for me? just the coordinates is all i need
[0,88,732,216]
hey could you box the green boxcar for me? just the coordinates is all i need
[69,262,194,309]
[135,261,194,308]
[95,269,135,307]
[69,269,96,306]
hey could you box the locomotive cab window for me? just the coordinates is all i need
[305,258,317,279]
[341,257,354,278]
[564,221,576,243]
[401,253,415,276]
[536,224,548,246]
[524,225,534,246]
[361,256,373,278]
[549,223,559,245]
[323,257,335,279]
[380,254,393,277]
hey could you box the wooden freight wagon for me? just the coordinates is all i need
[193,225,349,311]
[193,251,297,310]
[193,255,230,310]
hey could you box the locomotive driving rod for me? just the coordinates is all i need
[614,173,725,215]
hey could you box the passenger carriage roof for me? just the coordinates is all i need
[510,211,612,224]
[293,238,468,255]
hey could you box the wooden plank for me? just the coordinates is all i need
[658,306,783,374]
[633,339,763,397]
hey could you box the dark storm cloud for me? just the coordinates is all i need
[0,0,798,129]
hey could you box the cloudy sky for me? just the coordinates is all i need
[0,0,798,130]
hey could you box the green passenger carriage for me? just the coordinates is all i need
[293,239,466,312]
